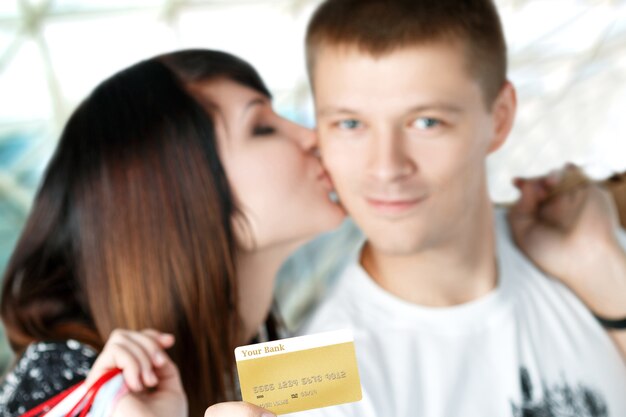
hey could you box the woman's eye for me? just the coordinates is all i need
[411,117,441,130]
[337,119,362,130]
[253,125,276,136]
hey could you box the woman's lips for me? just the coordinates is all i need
[365,196,426,215]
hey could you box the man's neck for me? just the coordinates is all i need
[360,201,497,307]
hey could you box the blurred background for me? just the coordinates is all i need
[1,0,625,372]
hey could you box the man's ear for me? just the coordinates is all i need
[488,81,517,154]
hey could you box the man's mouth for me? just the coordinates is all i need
[365,196,427,215]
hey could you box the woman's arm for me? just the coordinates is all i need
[508,166,626,359]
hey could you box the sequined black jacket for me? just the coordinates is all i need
[0,340,96,416]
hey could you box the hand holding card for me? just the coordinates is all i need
[235,330,362,415]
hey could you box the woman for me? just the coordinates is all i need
[0,49,344,416]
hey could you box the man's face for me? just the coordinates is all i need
[313,43,515,256]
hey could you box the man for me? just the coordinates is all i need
[297,0,626,415]
[206,1,626,416]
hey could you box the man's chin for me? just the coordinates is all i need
[364,235,433,258]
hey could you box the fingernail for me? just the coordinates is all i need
[154,352,166,366]
[146,371,157,386]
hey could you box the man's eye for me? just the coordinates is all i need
[337,119,362,130]
[253,125,276,136]
[411,117,441,130]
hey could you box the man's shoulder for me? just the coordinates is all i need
[0,340,97,416]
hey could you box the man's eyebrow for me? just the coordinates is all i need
[406,103,463,114]
[317,107,359,118]
[317,103,463,118]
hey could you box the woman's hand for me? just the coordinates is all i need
[86,328,188,417]
[508,165,626,319]
[204,401,275,417]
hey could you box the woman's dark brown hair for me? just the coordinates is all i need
[1,49,272,415]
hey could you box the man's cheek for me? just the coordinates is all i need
[323,157,346,179]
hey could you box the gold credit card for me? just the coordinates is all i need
[235,329,362,415]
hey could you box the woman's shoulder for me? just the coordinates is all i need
[0,340,97,416]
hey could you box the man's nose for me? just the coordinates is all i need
[367,127,416,182]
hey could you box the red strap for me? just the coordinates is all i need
[19,383,83,417]
[19,368,123,417]
[65,369,122,417]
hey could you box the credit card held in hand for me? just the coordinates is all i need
[235,329,362,415]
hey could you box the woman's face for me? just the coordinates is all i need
[191,78,345,250]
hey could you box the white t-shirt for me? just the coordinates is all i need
[292,209,626,417]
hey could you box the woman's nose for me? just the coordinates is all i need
[291,123,317,152]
